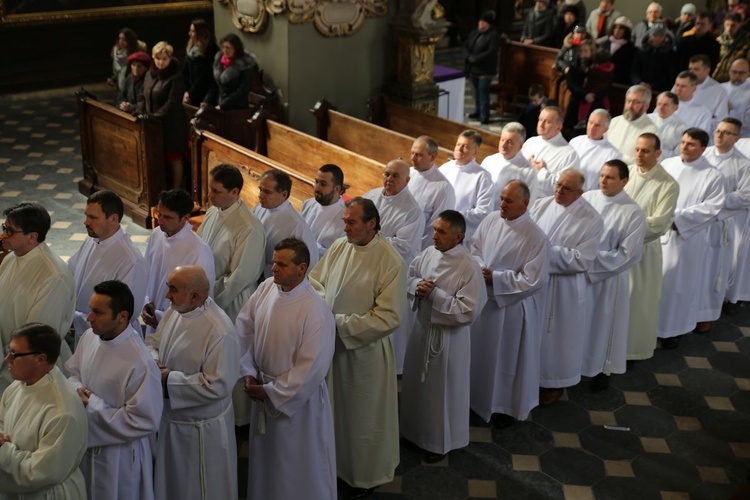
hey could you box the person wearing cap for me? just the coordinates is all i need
[676,10,721,71]
[553,4,581,47]
[674,3,697,39]
[116,51,150,113]
[521,0,556,48]
[465,11,500,124]
[555,25,590,72]
[603,16,636,85]
[632,21,677,92]
[632,3,663,49]
[554,0,586,26]
[585,0,622,45]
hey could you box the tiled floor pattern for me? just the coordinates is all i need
[1,70,749,499]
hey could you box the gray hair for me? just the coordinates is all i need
[560,167,586,189]
[648,2,663,14]
[502,122,527,142]
[416,135,439,156]
[590,108,612,127]
[627,84,652,106]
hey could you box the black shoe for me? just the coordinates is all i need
[492,413,516,429]
[349,487,376,499]
[661,336,680,349]
[590,373,610,392]
[723,301,742,316]
[468,112,479,119]
[480,118,490,124]
[423,450,447,464]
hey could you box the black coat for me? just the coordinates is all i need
[115,73,143,110]
[204,51,257,110]
[182,43,219,106]
[465,28,500,76]
[632,37,676,92]
[521,7,556,47]
[602,40,636,85]
[676,33,721,76]
[137,58,189,154]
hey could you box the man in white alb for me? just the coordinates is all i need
[0,202,75,394]
[400,210,486,463]
[141,189,215,335]
[470,180,549,425]
[146,265,239,500]
[252,169,318,278]
[688,54,729,131]
[647,91,687,160]
[66,280,162,500]
[521,106,579,197]
[673,71,714,137]
[531,169,603,406]
[570,109,622,191]
[439,130,495,243]
[0,323,87,498]
[659,128,725,348]
[624,133,679,361]
[309,198,406,497]
[605,85,658,165]
[722,58,750,137]
[300,164,347,258]
[68,190,147,347]
[481,122,537,206]
[408,136,456,250]
[582,161,646,390]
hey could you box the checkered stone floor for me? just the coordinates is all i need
[2,80,750,500]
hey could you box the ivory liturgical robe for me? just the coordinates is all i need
[439,159,494,244]
[145,298,239,500]
[569,136,623,191]
[723,80,750,137]
[0,244,75,394]
[253,200,318,278]
[0,367,87,500]
[309,234,406,489]
[659,156,725,338]
[300,197,345,258]
[66,327,162,500]
[647,112,688,160]
[605,114,657,165]
[197,200,265,321]
[531,196,603,388]
[68,227,148,345]
[143,223,215,335]
[469,212,549,420]
[624,163,679,360]
[581,190,646,377]
[400,244,486,454]
[408,166,456,250]
[521,133,579,197]
[481,151,538,207]
[236,278,336,500]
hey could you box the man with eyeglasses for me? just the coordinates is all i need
[364,159,425,373]
[658,128,725,349]
[701,119,750,318]
[0,323,88,498]
[0,202,75,395]
[605,85,658,165]
[530,169,604,406]
[721,58,750,137]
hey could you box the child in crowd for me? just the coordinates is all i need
[519,84,548,138]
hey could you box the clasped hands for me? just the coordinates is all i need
[415,279,436,299]
[243,376,267,402]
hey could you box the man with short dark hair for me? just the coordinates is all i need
[581,161,646,390]
[252,170,318,278]
[659,128,725,348]
[309,197,406,496]
[141,189,215,334]
[68,190,148,347]
[146,265,239,500]
[236,238,336,500]
[648,92,687,159]
[470,180,549,425]
[66,280,162,500]
[0,202,75,393]
[605,85,658,164]
[713,14,750,83]
[301,164,347,258]
[0,323,88,498]
[673,70,714,140]
[440,131,495,243]
[688,54,729,130]
[197,163,265,321]
[400,210,486,462]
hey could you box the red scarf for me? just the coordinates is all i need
[220,54,234,70]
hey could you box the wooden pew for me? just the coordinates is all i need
[372,99,501,164]
[76,91,166,229]
[498,39,561,107]
[191,128,314,212]
[253,110,386,198]
[311,99,454,166]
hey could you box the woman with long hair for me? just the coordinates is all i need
[203,33,258,110]
[182,19,219,106]
[109,27,147,91]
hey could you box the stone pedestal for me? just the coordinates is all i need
[387,19,450,115]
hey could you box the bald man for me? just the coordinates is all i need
[145,265,240,500]
[364,159,425,373]
[722,58,750,137]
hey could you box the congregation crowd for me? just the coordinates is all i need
[1,3,750,500]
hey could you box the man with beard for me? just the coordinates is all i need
[605,85,658,164]
[481,122,538,206]
[68,190,147,347]
[301,164,347,258]
[722,58,750,137]
[408,136,456,251]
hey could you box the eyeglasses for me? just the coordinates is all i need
[555,184,581,194]
[6,350,41,360]
[1,224,23,236]
[715,130,739,137]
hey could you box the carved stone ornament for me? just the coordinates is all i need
[289,0,388,37]
[223,0,286,33]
